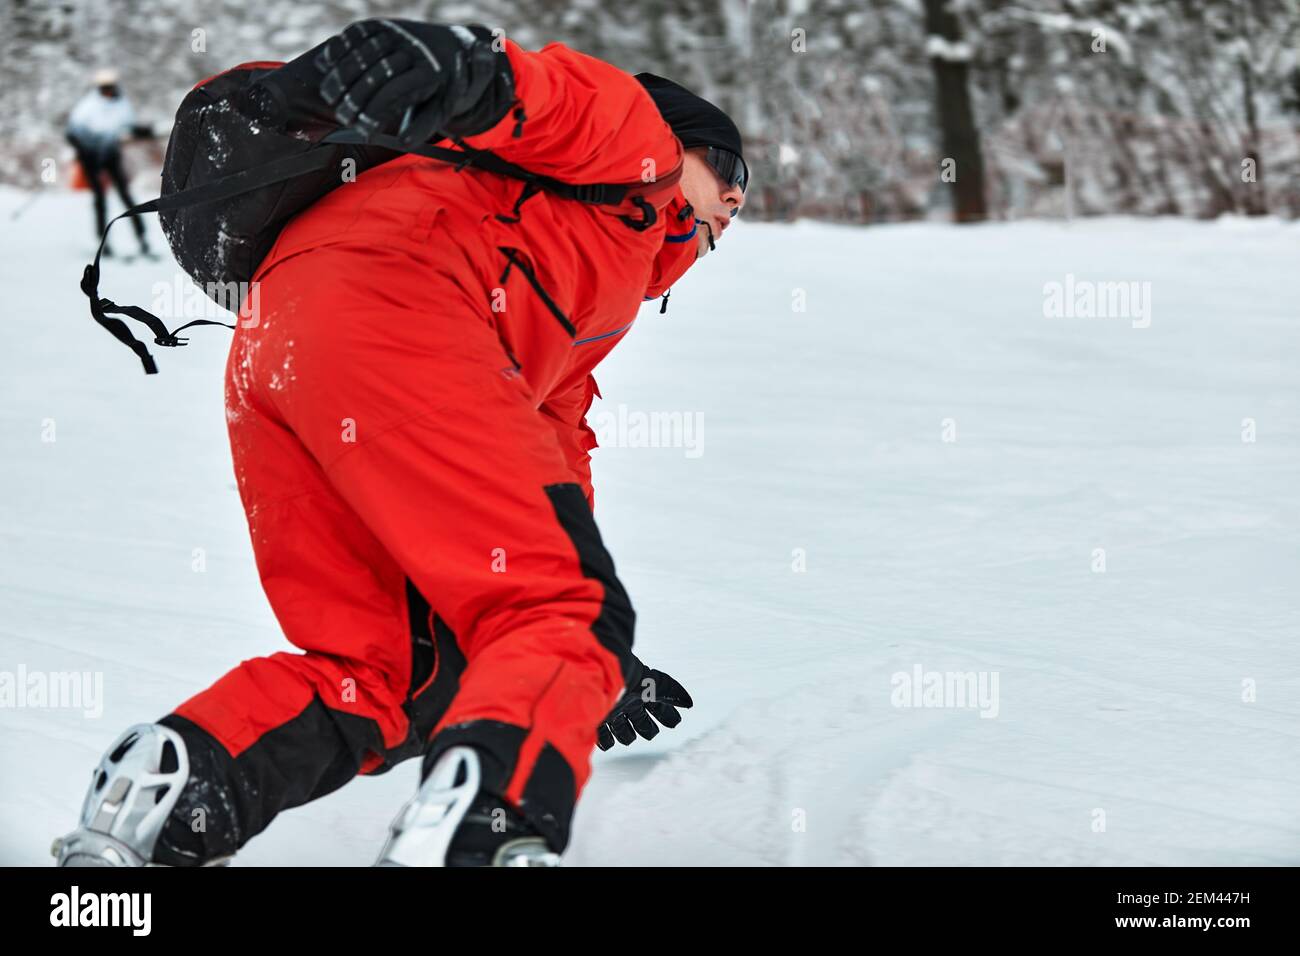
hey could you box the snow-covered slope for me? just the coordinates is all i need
[1,186,1297,865]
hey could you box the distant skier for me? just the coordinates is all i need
[65,67,154,257]
[56,19,746,867]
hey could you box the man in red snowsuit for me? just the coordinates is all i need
[58,20,746,867]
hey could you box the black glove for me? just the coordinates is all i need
[596,657,694,751]
[313,19,514,146]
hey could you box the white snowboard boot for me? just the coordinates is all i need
[376,745,559,867]
[53,723,229,867]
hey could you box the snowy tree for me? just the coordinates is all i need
[1,0,1297,221]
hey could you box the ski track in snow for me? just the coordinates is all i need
[1,186,1297,865]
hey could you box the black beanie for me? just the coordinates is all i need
[635,73,745,164]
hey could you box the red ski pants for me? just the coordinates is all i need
[158,242,634,859]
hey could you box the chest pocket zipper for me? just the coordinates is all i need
[497,247,576,338]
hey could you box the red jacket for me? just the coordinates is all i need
[253,40,701,508]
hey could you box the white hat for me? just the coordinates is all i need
[92,68,120,87]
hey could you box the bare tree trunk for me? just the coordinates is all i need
[923,0,987,222]
[1240,54,1266,215]
[1151,119,1184,216]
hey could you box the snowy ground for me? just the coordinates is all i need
[1,185,1297,866]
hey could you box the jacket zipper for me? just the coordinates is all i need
[497,246,576,338]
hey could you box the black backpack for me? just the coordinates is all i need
[84,56,660,374]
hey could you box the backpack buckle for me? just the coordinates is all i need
[618,195,657,231]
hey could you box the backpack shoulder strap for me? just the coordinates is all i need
[322,129,639,207]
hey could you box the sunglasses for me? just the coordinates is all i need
[704,147,748,213]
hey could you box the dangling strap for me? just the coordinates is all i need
[83,147,341,374]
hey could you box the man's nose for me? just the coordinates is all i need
[723,183,746,215]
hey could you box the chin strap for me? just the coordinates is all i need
[699,219,716,252]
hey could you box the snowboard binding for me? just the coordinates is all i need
[376,745,559,867]
[53,723,201,867]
